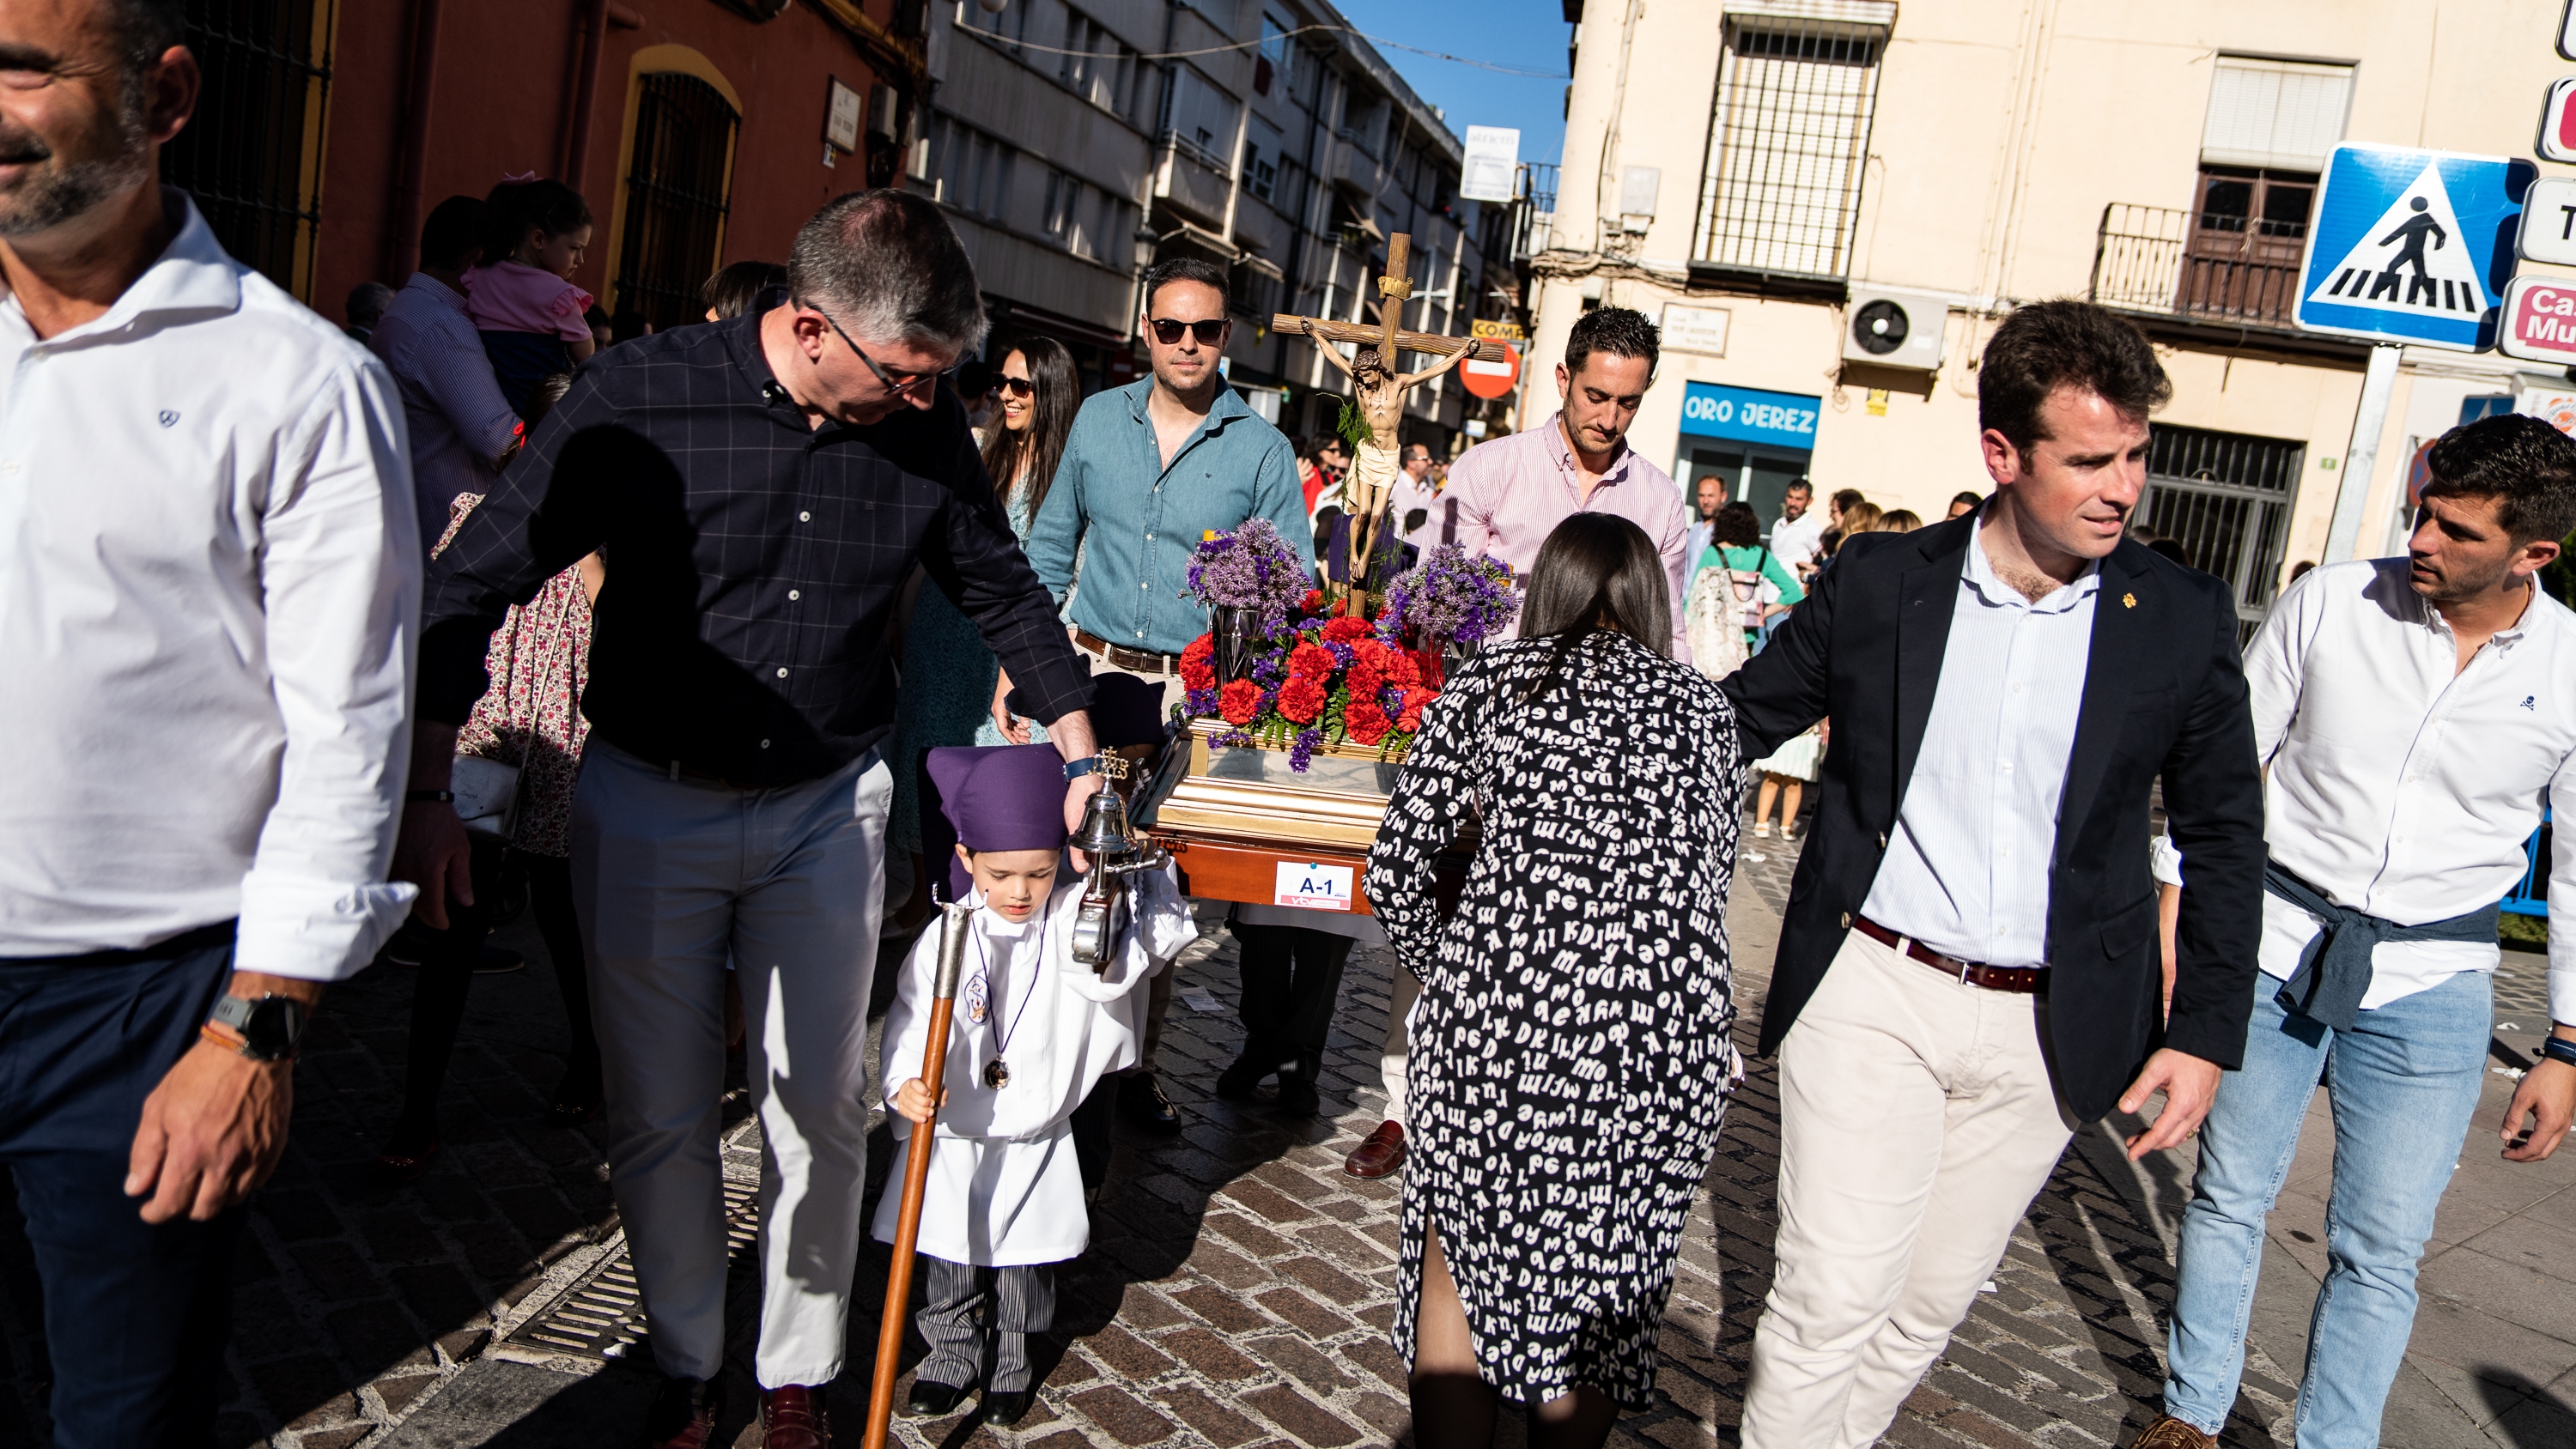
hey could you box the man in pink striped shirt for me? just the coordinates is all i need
[1448,306,1692,659]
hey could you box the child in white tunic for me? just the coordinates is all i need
[877,744,1194,1425]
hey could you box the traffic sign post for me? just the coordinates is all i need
[2296,143,2534,561]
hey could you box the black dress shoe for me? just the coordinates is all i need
[1120,1073,1183,1134]
[1215,1046,1273,1099]
[979,1390,1036,1427]
[905,1379,970,1418]
[1275,1071,1321,1118]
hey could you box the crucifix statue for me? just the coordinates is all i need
[1273,231,1507,591]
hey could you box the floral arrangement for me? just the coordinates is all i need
[1373,544,1518,651]
[1179,585,1438,771]
[1183,517,1308,636]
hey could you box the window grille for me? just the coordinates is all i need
[1692,15,1886,278]
[2140,424,2305,637]
[614,73,739,334]
[167,0,335,299]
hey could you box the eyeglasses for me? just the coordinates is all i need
[999,376,1035,398]
[1147,317,1230,347]
[799,298,949,397]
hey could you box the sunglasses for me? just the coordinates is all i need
[998,376,1035,397]
[799,297,949,397]
[1147,317,1230,347]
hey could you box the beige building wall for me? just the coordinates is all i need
[1529,0,2576,595]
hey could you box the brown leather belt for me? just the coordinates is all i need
[1851,916,2049,994]
[1074,629,1181,676]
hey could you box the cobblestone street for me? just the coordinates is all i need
[0,823,2569,1448]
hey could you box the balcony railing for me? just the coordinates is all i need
[2091,203,2304,327]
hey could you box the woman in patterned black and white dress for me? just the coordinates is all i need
[1364,513,1747,1449]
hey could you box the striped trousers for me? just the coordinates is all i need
[916,1256,1054,1392]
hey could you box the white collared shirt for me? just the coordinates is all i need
[1771,510,1826,572]
[1860,520,2100,967]
[0,191,421,979]
[2248,559,2576,1020]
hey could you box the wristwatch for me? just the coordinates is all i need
[204,992,310,1063]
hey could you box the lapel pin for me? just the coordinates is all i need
[2123,592,2137,609]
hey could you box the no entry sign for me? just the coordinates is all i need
[1461,343,1519,400]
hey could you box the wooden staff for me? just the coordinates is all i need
[861,898,976,1449]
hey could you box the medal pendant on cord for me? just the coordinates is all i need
[983,1058,1011,1089]
[969,932,1036,1093]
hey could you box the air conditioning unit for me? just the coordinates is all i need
[1841,287,1948,371]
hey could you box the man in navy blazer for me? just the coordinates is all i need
[1721,300,2266,1447]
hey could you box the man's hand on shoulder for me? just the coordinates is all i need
[2117,1047,2222,1160]
[2502,1028,2576,1162]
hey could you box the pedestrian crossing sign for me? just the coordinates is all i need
[2296,144,2535,352]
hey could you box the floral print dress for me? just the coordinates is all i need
[1363,632,1746,1410]
[439,494,592,858]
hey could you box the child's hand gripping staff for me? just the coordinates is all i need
[862,897,976,1449]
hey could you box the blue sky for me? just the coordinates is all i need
[1335,0,1571,173]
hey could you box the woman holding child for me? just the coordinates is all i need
[1364,513,1748,1449]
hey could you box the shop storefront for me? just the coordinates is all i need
[1675,381,1821,524]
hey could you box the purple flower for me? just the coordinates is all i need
[1184,686,1221,718]
[1188,520,1309,635]
[1376,545,1518,648]
[1288,727,1321,772]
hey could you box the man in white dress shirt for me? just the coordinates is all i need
[2136,414,2576,1449]
[1770,479,1824,579]
[0,3,416,1442]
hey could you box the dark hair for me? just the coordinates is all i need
[526,372,577,431]
[1831,488,1865,515]
[2146,537,2192,567]
[610,311,651,343]
[1141,255,1229,317]
[2420,413,2576,545]
[1951,489,1985,509]
[344,282,393,330]
[104,0,185,64]
[1518,514,1673,701]
[420,195,487,271]
[789,189,987,352]
[1564,306,1659,378]
[1312,432,1348,458]
[481,179,592,267]
[1978,299,2171,453]
[583,305,610,330]
[979,336,1079,519]
[1784,479,1813,497]
[1709,500,1764,549]
[700,259,788,320]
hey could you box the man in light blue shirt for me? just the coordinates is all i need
[1021,256,1313,1132]
[1025,257,1311,672]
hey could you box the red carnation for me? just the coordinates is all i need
[1350,637,1390,670]
[1344,697,1393,746]
[1397,687,1437,732]
[1219,679,1263,725]
[1179,633,1217,690]
[1287,640,1337,680]
[1385,651,1423,688]
[1348,664,1384,702]
[1278,676,1327,724]
[1321,615,1371,642]
[1301,589,1325,614]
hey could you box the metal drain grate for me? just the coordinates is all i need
[499,1172,762,1363]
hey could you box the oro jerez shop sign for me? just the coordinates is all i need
[1680,381,1822,450]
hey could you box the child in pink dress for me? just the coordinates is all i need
[464,178,596,415]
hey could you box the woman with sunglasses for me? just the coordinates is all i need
[888,337,1082,921]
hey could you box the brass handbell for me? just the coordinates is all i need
[1069,758,1171,973]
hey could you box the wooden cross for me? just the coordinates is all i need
[1270,232,1507,592]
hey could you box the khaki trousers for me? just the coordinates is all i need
[1377,966,1421,1123]
[1739,930,2078,1449]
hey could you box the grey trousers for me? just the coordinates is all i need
[916,1256,1054,1392]
[573,743,890,1389]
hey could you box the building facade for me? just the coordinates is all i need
[918,0,1523,452]
[179,1,926,337]
[1532,0,2576,634]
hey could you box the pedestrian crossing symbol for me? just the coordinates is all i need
[2296,144,2534,353]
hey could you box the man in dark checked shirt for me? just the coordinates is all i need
[398,191,1100,1449]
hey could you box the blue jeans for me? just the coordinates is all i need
[2163,967,2492,1447]
[0,923,242,1449]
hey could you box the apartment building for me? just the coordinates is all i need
[1534,0,2576,634]
[922,0,1523,452]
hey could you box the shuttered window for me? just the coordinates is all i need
[167,0,336,300]
[1692,4,1893,279]
[2201,57,2354,172]
[613,73,739,334]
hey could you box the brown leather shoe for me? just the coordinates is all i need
[2126,1415,2215,1449]
[762,1384,830,1449]
[641,1375,721,1449]
[1342,1119,1406,1179]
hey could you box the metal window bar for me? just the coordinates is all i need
[167,0,334,299]
[2091,203,2304,325]
[2141,424,2303,638]
[616,74,740,334]
[1692,19,1884,278]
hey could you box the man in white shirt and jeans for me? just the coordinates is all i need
[2137,413,2576,1449]
[0,4,416,1444]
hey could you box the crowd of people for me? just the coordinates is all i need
[6,9,2576,1449]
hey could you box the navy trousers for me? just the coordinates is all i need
[0,923,242,1449]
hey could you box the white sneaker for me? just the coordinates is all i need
[1755,822,1771,838]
